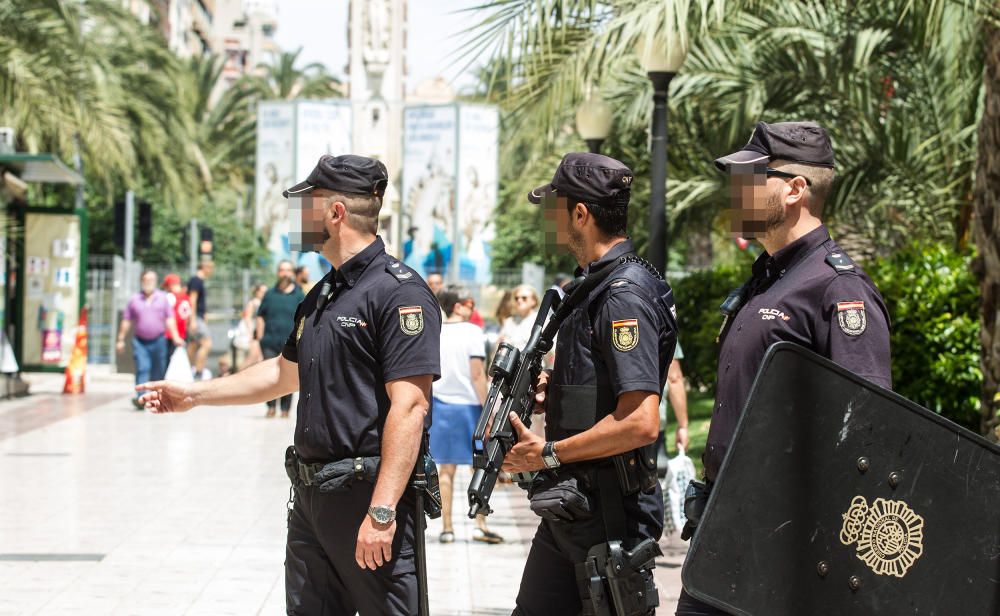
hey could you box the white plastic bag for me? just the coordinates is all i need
[164,346,194,383]
[662,447,697,535]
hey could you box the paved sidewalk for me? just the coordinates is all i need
[0,372,685,615]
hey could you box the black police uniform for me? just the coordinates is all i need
[514,239,678,616]
[676,225,891,616]
[280,240,441,614]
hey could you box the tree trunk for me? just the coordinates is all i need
[973,21,1000,442]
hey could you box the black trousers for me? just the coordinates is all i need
[285,481,418,615]
[513,481,664,616]
[263,346,293,411]
[675,588,732,616]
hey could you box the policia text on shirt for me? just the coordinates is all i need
[137,155,442,616]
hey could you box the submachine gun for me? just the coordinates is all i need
[467,261,621,519]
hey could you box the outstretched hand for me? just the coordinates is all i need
[501,412,545,473]
[136,381,196,413]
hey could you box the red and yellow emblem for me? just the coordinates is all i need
[611,318,639,352]
[398,306,424,336]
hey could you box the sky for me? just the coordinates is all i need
[272,0,485,95]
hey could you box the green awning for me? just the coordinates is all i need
[0,153,83,185]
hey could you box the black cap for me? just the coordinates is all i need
[714,121,835,171]
[527,152,633,206]
[283,154,389,198]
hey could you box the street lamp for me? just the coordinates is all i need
[637,33,687,274]
[576,97,613,154]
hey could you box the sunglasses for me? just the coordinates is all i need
[766,167,813,186]
[730,164,813,186]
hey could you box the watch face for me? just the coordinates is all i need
[371,506,394,524]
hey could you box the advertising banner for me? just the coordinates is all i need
[456,105,498,284]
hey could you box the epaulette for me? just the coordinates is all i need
[825,251,856,274]
[385,259,417,283]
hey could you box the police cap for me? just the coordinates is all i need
[283,154,389,198]
[527,152,633,207]
[714,121,835,171]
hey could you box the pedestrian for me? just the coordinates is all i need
[186,260,214,380]
[237,283,269,370]
[430,285,503,545]
[257,260,305,418]
[675,121,891,616]
[162,273,192,351]
[494,289,514,325]
[425,271,444,296]
[294,265,315,294]
[116,271,184,409]
[656,342,690,458]
[497,284,539,349]
[502,153,678,616]
[137,154,441,616]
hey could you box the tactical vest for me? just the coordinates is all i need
[546,257,678,444]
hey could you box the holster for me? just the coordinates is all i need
[611,444,659,496]
[413,434,443,519]
[576,539,662,616]
[680,479,711,541]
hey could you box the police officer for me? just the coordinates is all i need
[674,122,892,616]
[137,155,441,615]
[502,153,678,616]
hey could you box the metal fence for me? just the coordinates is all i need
[86,255,272,367]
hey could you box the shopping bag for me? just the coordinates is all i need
[662,447,697,535]
[164,346,194,383]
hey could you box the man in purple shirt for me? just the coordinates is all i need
[117,271,183,409]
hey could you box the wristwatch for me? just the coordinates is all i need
[542,441,562,469]
[367,505,396,525]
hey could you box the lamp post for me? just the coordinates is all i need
[575,96,613,154]
[637,33,687,274]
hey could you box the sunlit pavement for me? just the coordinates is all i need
[0,370,684,615]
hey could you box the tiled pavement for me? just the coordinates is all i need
[0,371,686,615]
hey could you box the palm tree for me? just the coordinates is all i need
[0,0,202,208]
[251,48,342,100]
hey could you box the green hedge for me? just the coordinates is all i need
[671,243,981,432]
[866,244,981,431]
[671,262,750,392]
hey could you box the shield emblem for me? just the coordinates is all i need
[398,306,424,336]
[837,301,867,336]
[611,319,638,352]
[295,317,305,342]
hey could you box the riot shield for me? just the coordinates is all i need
[683,342,1000,616]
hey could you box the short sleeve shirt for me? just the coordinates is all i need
[434,321,486,406]
[704,225,891,481]
[124,291,172,340]
[187,276,206,318]
[282,237,441,462]
[257,284,305,350]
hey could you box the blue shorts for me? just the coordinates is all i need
[428,398,480,465]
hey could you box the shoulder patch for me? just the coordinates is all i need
[825,252,856,274]
[836,301,867,336]
[398,306,424,336]
[611,318,639,352]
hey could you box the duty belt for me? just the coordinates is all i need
[295,456,378,486]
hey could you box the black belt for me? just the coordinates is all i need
[295,456,380,487]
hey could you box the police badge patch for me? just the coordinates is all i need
[295,317,305,342]
[398,306,424,336]
[611,319,639,352]
[837,301,867,336]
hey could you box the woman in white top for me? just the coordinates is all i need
[430,285,503,544]
[497,284,539,349]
